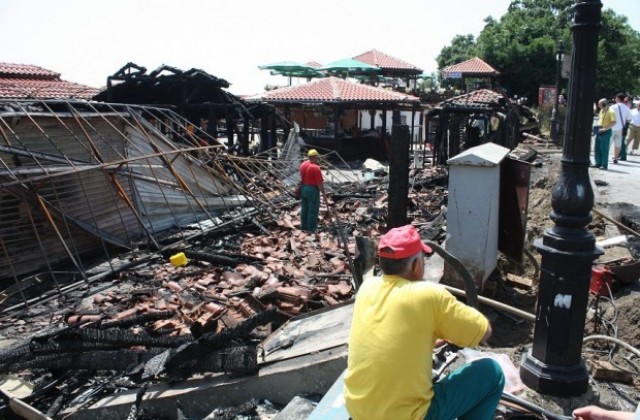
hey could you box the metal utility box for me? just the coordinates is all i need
[444,142,510,290]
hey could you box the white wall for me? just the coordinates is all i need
[358,110,423,142]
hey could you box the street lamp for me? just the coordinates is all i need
[520,0,603,396]
[550,41,564,144]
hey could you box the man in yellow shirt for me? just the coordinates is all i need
[593,98,617,170]
[344,225,504,420]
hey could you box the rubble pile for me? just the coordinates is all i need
[0,156,450,417]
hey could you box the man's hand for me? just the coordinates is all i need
[434,338,448,348]
[572,405,634,420]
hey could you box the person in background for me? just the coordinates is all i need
[612,93,632,163]
[344,225,505,420]
[573,403,640,419]
[625,101,640,156]
[593,98,616,170]
[299,149,327,232]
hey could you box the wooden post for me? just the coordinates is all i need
[242,116,250,155]
[388,124,410,228]
[207,108,217,142]
[410,107,416,152]
[260,111,269,153]
[269,113,277,154]
[225,108,234,150]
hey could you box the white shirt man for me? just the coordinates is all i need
[612,95,632,162]
[626,102,640,155]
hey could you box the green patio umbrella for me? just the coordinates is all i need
[319,58,380,77]
[258,61,323,85]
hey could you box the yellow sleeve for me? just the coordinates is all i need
[433,289,489,347]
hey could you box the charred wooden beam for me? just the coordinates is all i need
[59,328,193,348]
[167,345,258,380]
[6,349,163,372]
[183,250,247,267]
[161,308,279,377]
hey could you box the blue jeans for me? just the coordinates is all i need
[300,185,320,232]
[425,358,505,420]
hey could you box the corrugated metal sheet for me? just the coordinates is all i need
[0,101,252,284]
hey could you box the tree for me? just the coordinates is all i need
[596,10,640,99]
[437,0,640,103]
[436,34,477,69]
[475,0,573,103]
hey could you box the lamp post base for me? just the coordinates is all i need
[520,348,589,396]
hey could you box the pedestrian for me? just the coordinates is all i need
[593,98,616,170]
[299,149,328,232]
[344,225,505,420]
[625,101,640,156]
[572,403,640,419]
[612,93,632,163]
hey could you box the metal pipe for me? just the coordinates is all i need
[442,284,536,322]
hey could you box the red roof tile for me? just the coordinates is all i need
[305,61,323,68]
[0,63,61,80]
[0,78,100,100]
[249,77,419,103]
[442,57,499,76]
[0,63,99,100]
[354,49,422,72]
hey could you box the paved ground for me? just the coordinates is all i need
[590,150,640,209]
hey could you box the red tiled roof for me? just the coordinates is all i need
[354,49,422,72]
[442,57,499,76]
[0,63,61,80]
[0,78,100,100]
[441,89,506,108]
[249,77,419,103]
[0,63,99,100]
[305,61,323,68]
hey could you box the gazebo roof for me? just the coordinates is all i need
[354,49,422,74]
[247,77,420,104]
[442,57,500,78]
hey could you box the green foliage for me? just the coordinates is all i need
[436,34,477,69]
[475,0,572,102]
[437,0,640,103]
[596,10,640,98]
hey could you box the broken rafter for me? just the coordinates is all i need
[161,308,280,377]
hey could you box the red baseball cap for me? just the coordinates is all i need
[378,225,432,259]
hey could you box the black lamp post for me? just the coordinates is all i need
[550,41,564,144]
[520,0,603,396]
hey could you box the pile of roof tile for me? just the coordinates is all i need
[0,160,451,417]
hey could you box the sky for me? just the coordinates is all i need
[1,0,637,96]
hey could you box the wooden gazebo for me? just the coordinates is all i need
[247,77,423,160]
[441,57,500,92]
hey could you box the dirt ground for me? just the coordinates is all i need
[481,150,640,417]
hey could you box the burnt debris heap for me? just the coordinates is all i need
[94,63,282,156]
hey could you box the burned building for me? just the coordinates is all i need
[427,89,523,164]
[94,63,283,156]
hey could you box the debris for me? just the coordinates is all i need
[589,360,634,384]
[505,273,533,290]
[272,396,317,420]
